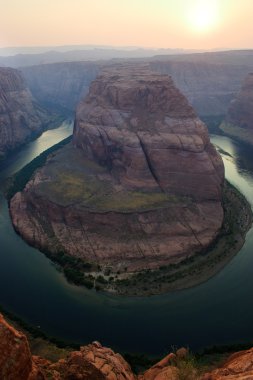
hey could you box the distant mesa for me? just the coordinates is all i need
[10,65,224,285]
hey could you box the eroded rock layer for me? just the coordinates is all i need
[10,65,224,273]
[0,67,49,157]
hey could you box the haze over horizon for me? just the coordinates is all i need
[1,0,253,51]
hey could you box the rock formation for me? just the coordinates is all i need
[10,65,224,278]
[0,67,50,157]
[202,348,253,379]
[1,313,253,380]
[0,314,43,380]
[220,73,253,144]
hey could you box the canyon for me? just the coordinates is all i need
[18,51,253,118]
[10,65,225,286]
[0,67,52,158]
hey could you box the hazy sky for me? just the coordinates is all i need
[1,0,253,49]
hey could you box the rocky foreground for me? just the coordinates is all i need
[0,67,51,158]
[1,313,253,380]
[10,65,224,278]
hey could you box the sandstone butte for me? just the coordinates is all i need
[0,67,50,158]
[221,72,253,145]
[1,313,253,380]
[10,65,224,274]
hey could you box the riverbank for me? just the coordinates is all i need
[6,158,252,296]
[100,181,252,295]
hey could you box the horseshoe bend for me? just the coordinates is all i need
[9,65,251,295]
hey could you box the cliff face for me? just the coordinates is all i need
[21,58,252,119]
[21,62,100,113]
[73,65,223,199]
[150,61,251,116]
[0,67,49,157]
[227,73,253,130]
[220,73,253,145]
[10,65,224,276]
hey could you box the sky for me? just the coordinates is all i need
[1,0,253,50]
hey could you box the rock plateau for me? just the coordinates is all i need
[10,65,224,277]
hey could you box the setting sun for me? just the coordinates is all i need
[186,0,220,33]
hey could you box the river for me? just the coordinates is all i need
[0,121,253,355]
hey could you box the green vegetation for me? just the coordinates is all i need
[34,145,183,211]
[42,249,96,289]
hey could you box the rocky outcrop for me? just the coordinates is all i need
[10,65,224,277]
[73,65,224,199]
[0,67,50,157]
[2,313,253,380]
[0,314,43,380]
[202,348,253,379]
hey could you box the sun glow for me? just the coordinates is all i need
[186,0,219,33]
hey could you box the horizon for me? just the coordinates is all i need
[1,0,253,50]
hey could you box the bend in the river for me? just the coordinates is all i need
[0,121,253,355]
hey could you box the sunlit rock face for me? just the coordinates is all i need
[10,65,224,273]
[73,65,224,200]
[0,67,49,157]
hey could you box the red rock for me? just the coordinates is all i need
[10,65,224,277]
[80,342,136,380]
[202,347,253,379]
[0,314,44,380]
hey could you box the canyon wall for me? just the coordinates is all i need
[20,54,253,118]
[150,61,252,116]
[21,62,100,113]
[220,73,253,144]
[0,67,50,157]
